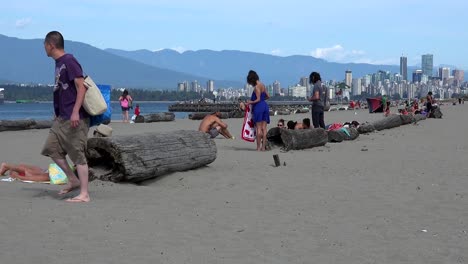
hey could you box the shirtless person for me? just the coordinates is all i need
[198,112,235,139]
[0,162,49,182]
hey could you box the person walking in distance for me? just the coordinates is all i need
[308,72,326,129]
[119,90,133,123]
[41,31,90,203]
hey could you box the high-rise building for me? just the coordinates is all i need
[206,80,215,92]
[177,82,185,92]
[439,67,450,80]
[453,70,465,82]
[352,78,362,96]
[191,80,199,92]
[412,70,423,83]
[400,56,408,81]
[273,81,281,95]
[345,70,352,88]
[421,54,433,77]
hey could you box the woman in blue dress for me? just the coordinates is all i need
[246,70,270,151]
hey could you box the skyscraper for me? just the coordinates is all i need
[421,54,433,77]
[352,78,361,96]
[439,67,450,80]
[400,56,407,81]
[273,81,281,95]
[412,70,423,83]
[453,70,465,82]
[345,70,352,88]
[206,80,214,92]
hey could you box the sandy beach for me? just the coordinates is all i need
[0,104,467,264]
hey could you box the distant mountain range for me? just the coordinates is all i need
[0,34,241,89]
[106,48,411,85]
[0,34,465,90]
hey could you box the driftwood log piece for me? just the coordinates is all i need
[328,127,359,142]
[400,114,414,125]
[280,128,328,151]
[357,122,375,134]
[430,106,443,119]
[188,112,229,120]
[0,119,53,132]
[86,130,217,182]
[134,115,145,123]
[372,115,403,131]
[412,114,426,123]
[266,127,283,148]
[143,112,175,123]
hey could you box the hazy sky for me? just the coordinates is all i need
[2,0,467,68]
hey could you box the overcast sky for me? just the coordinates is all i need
[2,0,467,68]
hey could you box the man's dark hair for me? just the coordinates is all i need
[428,91,433,96]
[287,120,296,130]
[45,31,64,49]
[247,70,259,86]
[302,118,311,128]
[309,72,322,84]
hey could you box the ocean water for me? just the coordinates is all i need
[0,101,190,120]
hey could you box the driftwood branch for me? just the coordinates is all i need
[0,119,53,132]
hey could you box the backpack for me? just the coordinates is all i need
[120,97,129,108]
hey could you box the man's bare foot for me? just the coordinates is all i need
[58,180,80,195]
[0,163,8,176]
[66,194,90,203]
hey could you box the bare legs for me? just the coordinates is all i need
[122,110,130,123]
[218,127,234,139]
[53,158,90,202]
[1,162,49,181]
[255,121,268,151]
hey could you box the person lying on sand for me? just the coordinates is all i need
[198,112,235,139]
[1,162,50,182]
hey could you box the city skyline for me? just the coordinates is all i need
[1,0,468,69]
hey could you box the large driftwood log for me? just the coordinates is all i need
[430,106,443,119]
[86,130,217,182]
[142,112,175,123]
[0,119,53,132]
[328,127,359,142]
[372,115,403,131]
[188,112,229,120]
[280,128,328,151]
[400,114,413,125]
[266,127,283,147]
[412,114,426,123]
[357,122,375,134]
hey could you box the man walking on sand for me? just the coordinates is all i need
[198,112,235,139]
[41,31,90,203]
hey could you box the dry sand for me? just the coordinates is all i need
[0,104,467,264]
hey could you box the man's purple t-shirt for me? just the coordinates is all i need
[53,53,89,120]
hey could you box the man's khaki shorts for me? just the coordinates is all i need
[41,118,89,165]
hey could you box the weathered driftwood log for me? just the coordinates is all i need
[430,106,443,119]
[266,127,283,147]
[0,119,53,132]
[280,128,328,151]
[276,110,291,115]
[134,115,145,123]
[188,112,229,120]
[372,115,403,131]
[86,130,217,182]
[400,114,413,125]
[143,112,175,123]
[228,110,244,119]
[357,122,375,134]
[295,108,310,114]
[412,114,426,123]
[328,127,359,142]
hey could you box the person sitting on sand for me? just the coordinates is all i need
[287,120,308,130]
[384,101,391,117]
[302,118,311,129]
[198,112,235,139]
[1,162,50,182]
[277,119,285,128]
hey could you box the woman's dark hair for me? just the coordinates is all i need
[309,72,322,84]
[302,118,311,128]
[428,91,433,96]
[247,70,259,86]
[122,90,128,96]
[287,120,296,130]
